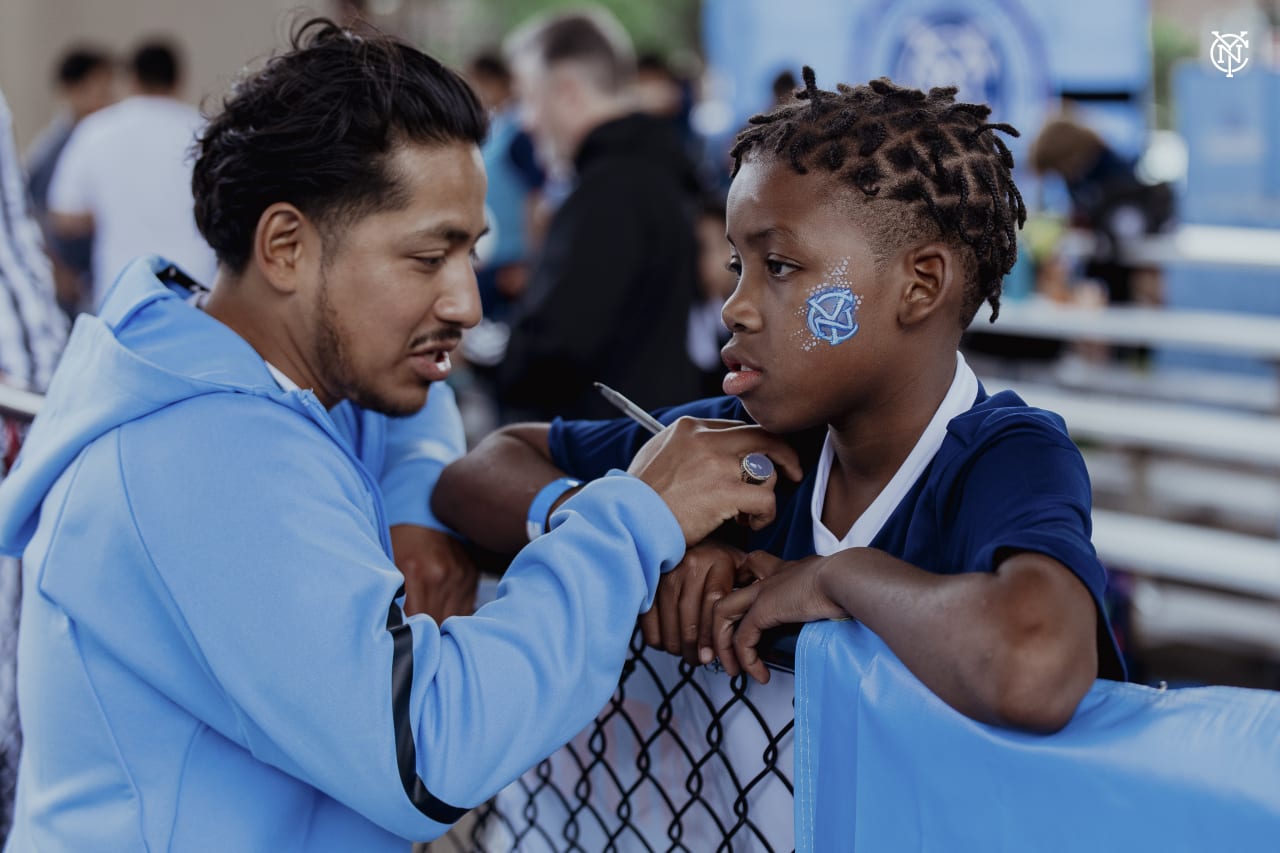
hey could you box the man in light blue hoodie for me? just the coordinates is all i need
[0,19,800,851]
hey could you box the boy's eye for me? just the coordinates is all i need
[765,258,799,277]
[725,257,742,277]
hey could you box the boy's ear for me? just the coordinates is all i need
[897,242,957,327]
[253,202,318,296]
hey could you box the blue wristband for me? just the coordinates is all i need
[526,477,583,541]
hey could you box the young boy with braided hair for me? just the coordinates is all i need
[436,69,1123,734]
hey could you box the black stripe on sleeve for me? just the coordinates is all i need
[385,586,468,825]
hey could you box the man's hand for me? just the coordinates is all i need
[390,524,479,622]
[626,417,803,546]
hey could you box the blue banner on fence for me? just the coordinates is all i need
[794,620,1280,852]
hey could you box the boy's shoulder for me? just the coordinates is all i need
[944,386,1074,452]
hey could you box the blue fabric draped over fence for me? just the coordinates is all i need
[794,620,1280,851]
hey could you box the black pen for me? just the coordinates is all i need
[594,382,665,435]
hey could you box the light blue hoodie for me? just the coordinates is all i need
[0,257,684,850]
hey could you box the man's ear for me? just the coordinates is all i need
[897,241,957,327]
[253,203,316,296]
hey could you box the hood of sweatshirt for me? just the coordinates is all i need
[0,256,311,555]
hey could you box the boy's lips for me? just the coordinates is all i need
[721,346,764,397]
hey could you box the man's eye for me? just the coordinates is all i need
[416,256,445,271]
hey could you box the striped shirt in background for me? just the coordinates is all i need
[0,87,68,847]
[0,89,67,394]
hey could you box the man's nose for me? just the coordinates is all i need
[437,262,483,329]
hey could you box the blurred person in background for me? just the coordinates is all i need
[0,87,70,845]
[465,51,545,323]
[23,46,115,317]
[688,194,734,398]
[498,7,701,421]
[46,37,215,312]
[770,68,798,107]
[635,51,697,155]
[1029,115,1175,309]
[456,52,547,443]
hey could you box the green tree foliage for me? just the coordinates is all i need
[442,0,700,66]
[1150,16,1198,130]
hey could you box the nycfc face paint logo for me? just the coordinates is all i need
[1210,31,1249,78]
[794,258,863,351]
[806,288,859,345]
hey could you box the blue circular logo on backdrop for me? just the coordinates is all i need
[851,0,1050,168]
[892,14,1004,107]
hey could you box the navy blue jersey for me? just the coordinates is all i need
[550,388,1126,679]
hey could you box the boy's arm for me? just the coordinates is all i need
[712,548,1097,733]
[433,397,754,555]
[713,428,1106,733]
[432,423,567,555]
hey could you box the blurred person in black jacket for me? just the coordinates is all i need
[1030,115,1175,306]
[499,7,700,421]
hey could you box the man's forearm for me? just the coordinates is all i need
[432,424,563,554]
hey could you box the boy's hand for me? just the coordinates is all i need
[640,544,800,667]
[710,553,846,684]
[640,541,744,665]
[626,417,802,546]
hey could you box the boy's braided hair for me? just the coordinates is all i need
[729,68,1026,324]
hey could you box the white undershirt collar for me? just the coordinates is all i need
[811,351,978,556]
[264,361,301,393]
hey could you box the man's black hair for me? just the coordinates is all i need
[191,17,488,274]
[730,68,1026,325]
[56,47,111,87]
[129,40,181,89]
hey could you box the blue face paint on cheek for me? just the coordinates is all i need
[806,287,860,344]
[793,258,862,351]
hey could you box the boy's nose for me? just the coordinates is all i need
[721,284,762,332]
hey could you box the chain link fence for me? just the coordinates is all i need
[429,629,797,852]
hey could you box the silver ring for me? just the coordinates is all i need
[740,452,774,485]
